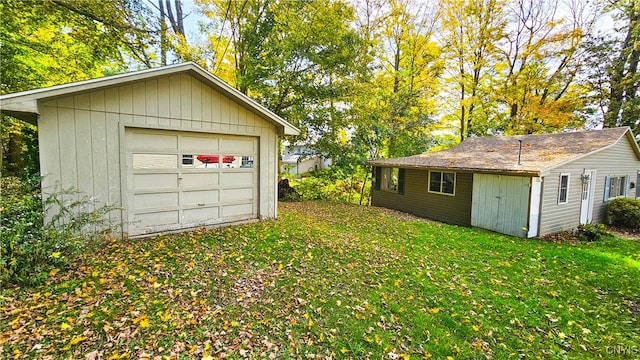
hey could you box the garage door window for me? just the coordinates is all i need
[182,154,194,166]
[133,154,177,169]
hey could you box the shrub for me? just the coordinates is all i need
[290,177,331,201]
[283,166,372,205]
[1,177,120,287]
[606,197,640,230]
[577,223,609,242]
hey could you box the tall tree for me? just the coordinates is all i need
[496,0,596,134]
[349,0,442,160]
[602,0,640,132]
[441,0,505,140]
[0,0,157,177]
[198,0,368,160]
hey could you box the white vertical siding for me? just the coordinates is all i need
[38,104,61,222]
[37,73,280,236]
[539,137,640,235]
[471,174,530,237]
[57,106,78,195]
[75,108,94,200]
[89,109,108,203]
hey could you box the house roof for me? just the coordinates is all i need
[0,62,300,136]
[368,127,639,176]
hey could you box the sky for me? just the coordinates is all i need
[178,0,620,47]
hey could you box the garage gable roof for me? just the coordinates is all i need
[368,127,638,176]
[0,62,300,136]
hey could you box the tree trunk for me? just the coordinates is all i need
[605,8,639,128]
[159,0,168,65]
[165,0,184,37]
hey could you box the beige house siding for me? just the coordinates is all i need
[539,137,640,235]
[37,73,279,235]
[371,169,473,226]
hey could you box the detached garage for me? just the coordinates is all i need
[0,62,299,237]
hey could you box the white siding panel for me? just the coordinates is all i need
[119,85,133,114]
[220,94,230,131]
[74,93,90,110]
[211,86,221,124]
[180,74,192,122]
[157,77,171,118]
[145,80,158,117]
[75,110,94,200]
[90,90,105,112]
[201,84,212,126]
[104,88,119,112]
[38,106,61,222]
[229,99,239,125]
[105,112,121,224]
[57,107,78,194]
[132,82,146,115]
[191,79,202,122]
[169,75,181,119]
[90,110,108,205]
[57,96,73,109]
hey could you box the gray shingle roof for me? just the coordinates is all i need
[368,127,636,176]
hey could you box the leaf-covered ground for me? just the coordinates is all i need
[1,201,639,359]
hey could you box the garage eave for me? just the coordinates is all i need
[0,99,39,124]
[0,62,301,136]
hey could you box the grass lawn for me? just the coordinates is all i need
[1,201,639,359]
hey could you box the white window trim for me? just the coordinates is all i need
[608,175,629,200]
[428,170,456,196]
[558,173,570,204]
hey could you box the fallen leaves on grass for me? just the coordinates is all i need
[0,201,638,359]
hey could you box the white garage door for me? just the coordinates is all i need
[125,128,258,236]
[471,174,530,237]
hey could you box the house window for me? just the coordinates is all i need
[558,174,569,204]
[382,167,399,192]
[611,176,626,197]
[375,167,405,194]
[605,176,627,201]
[429,171,455,195]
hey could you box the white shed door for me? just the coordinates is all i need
[471,174,530,237]
[125,128,258,236]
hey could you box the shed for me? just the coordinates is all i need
[368,127,640,237]
[0,62,299,237]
